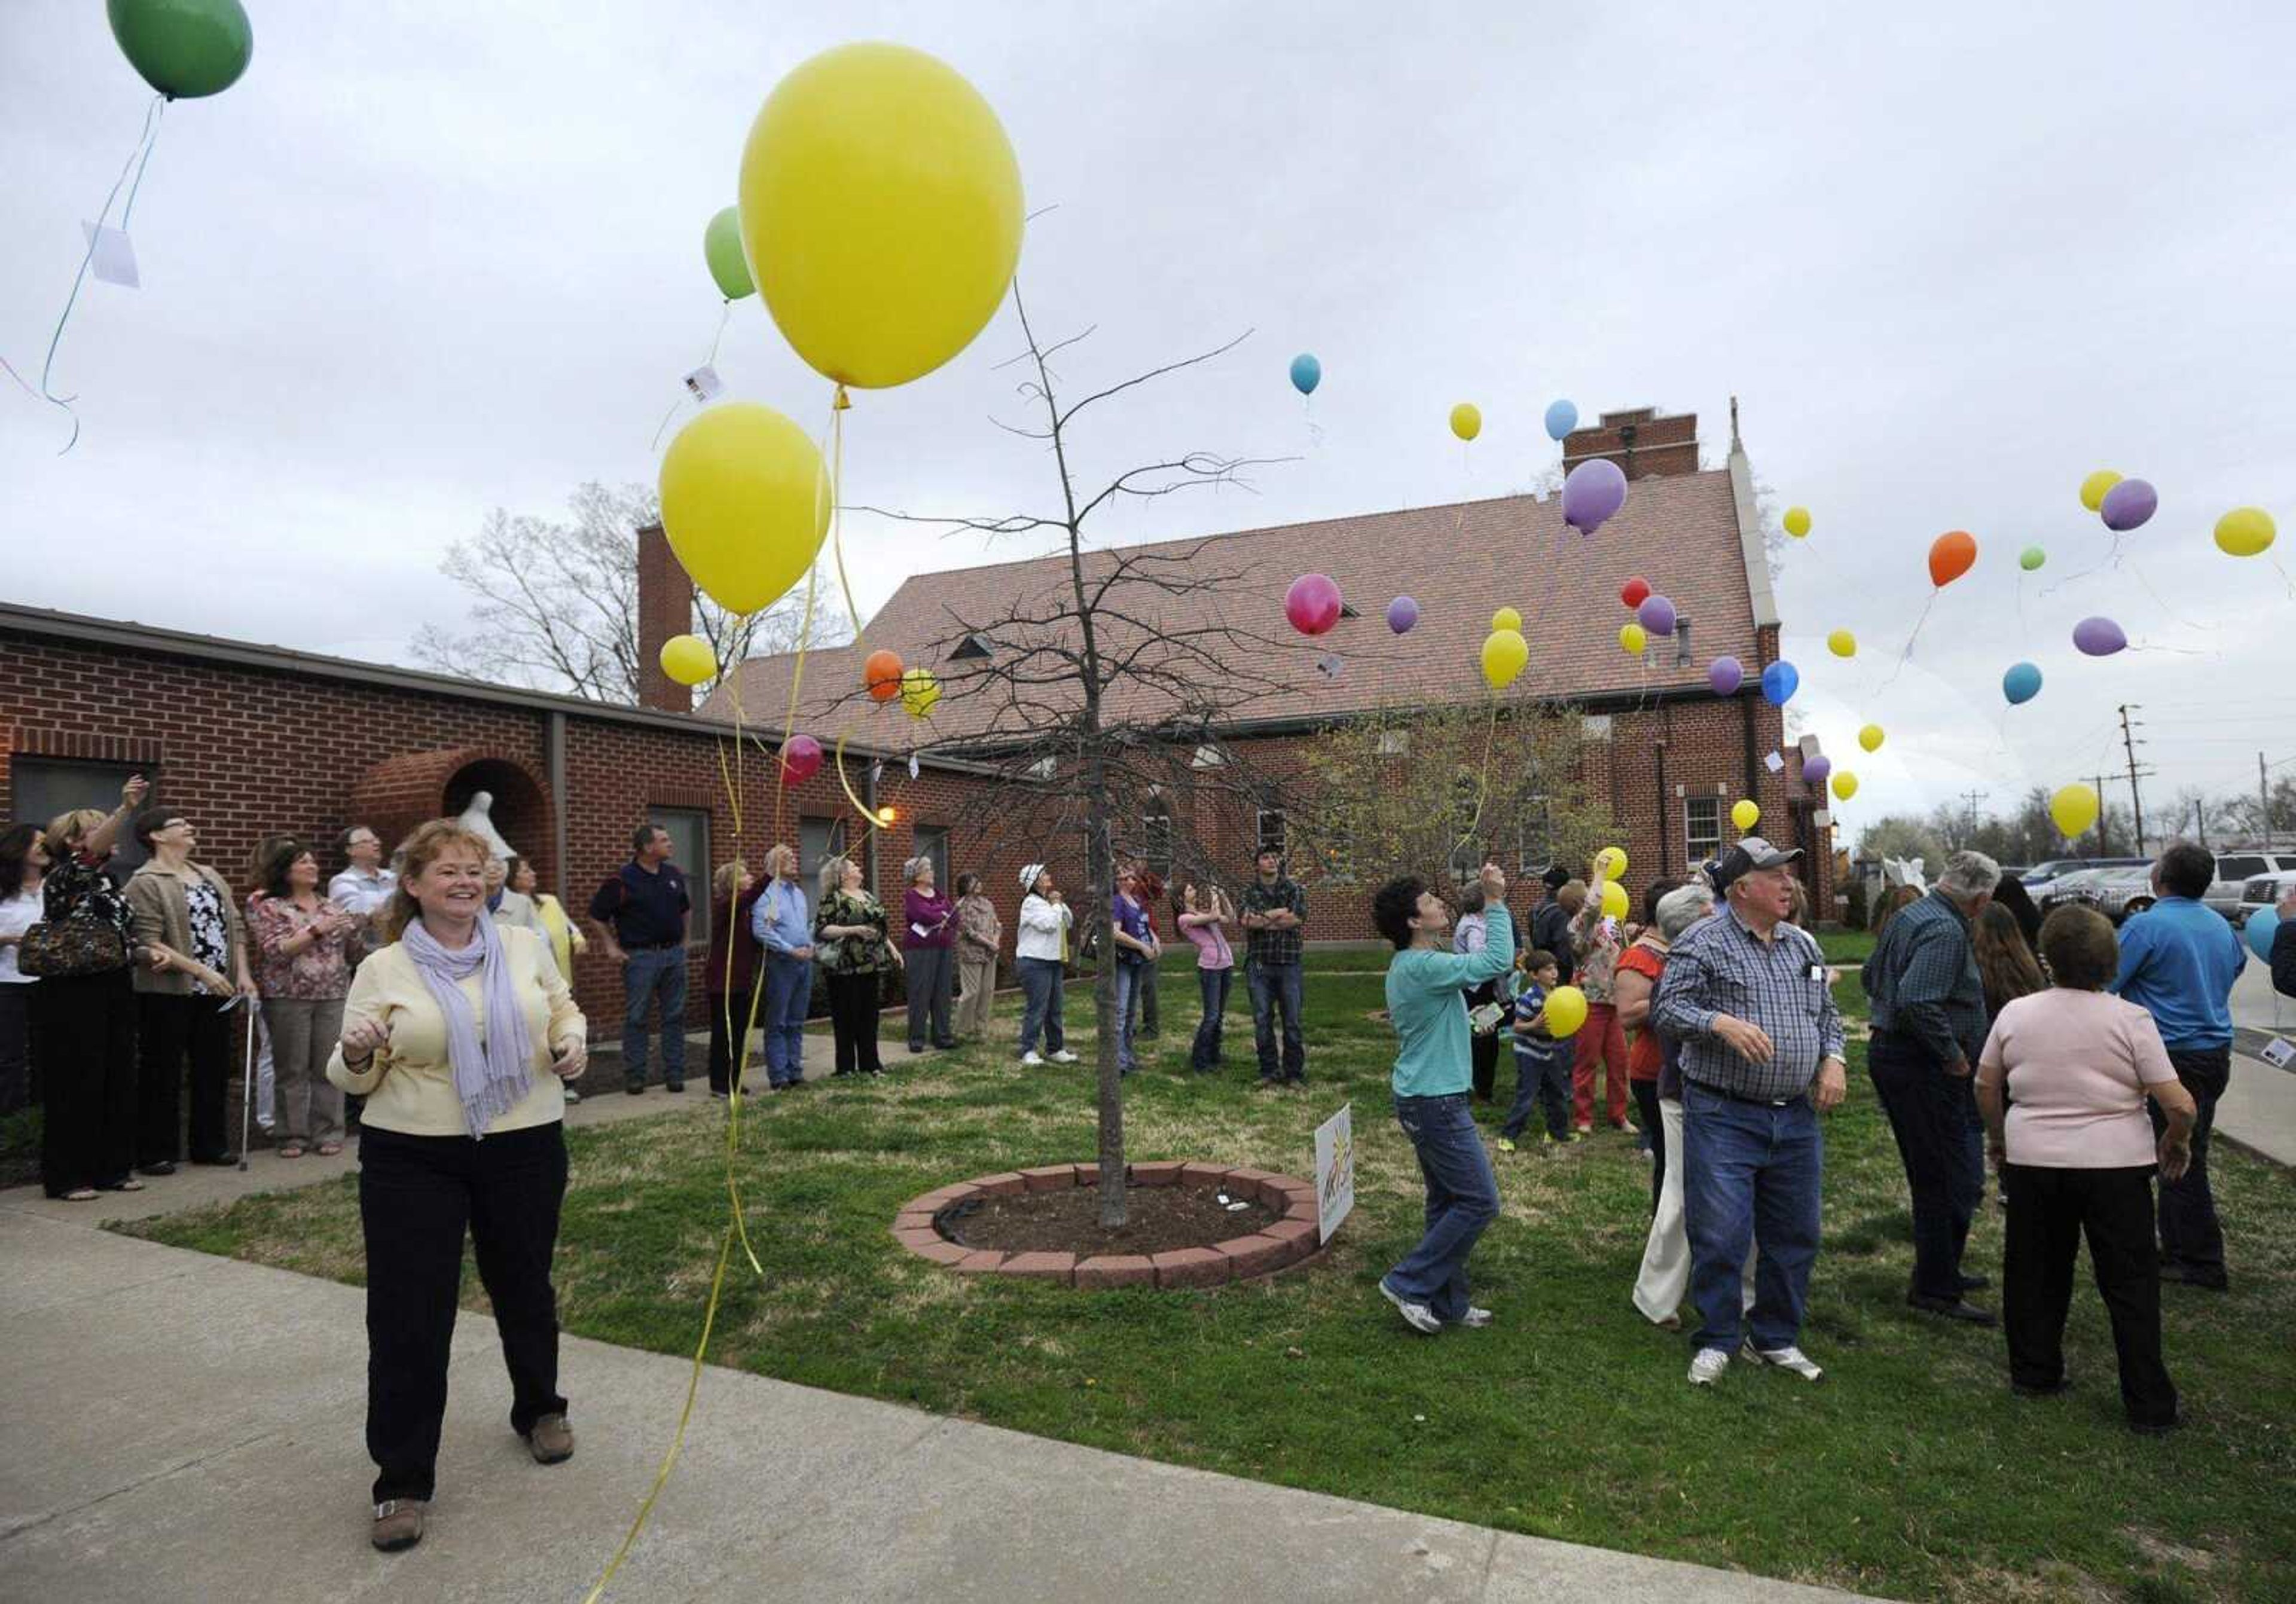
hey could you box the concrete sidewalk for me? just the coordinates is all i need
[0,1211,1871,1602]
[2218,958,2295,1166]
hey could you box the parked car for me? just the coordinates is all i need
[2041,864,2156,924]
[2238,869,2296,922]
[2205,852,2296,921]
[2023,857,2148,890]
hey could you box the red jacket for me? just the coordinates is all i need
[704,881,767,998]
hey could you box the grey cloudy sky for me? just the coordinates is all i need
[7,1,2294,840]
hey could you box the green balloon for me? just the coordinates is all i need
[703,206,754,301]
[107,0,253,100]
[2019,545,2046,572]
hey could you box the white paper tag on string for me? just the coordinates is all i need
[1764,750,1786,774]
[682,364,723,402]
[907,753,920,780]
[81,222,140,288]
[2263,1037,2295,1069]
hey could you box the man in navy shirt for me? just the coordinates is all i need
[588,823,692,1095]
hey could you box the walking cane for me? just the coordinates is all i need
[237,998,255,1172]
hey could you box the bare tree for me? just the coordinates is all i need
[413,481,847,702]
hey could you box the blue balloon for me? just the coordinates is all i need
[2246,903,2282,963]
[1760,660,1799,706]
[1290,353,1321,396]
[2002,661,2043,705]
[1544,398,1578,441]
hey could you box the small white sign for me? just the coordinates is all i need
[2262,1037,2295,1070]
[908,752,920,780]
[1764,750,1787,774]
[682,363,723,402]
[1314,1101,1355,1244]
[81,221,139,289]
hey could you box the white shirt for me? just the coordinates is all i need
[328,865,397,917]
[1015,893,1073,962]
[0,887,40,985]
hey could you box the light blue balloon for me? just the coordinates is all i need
[2246,903,2282,963]
[1760,660,1799,706]
[2002,661,2042,705]
[1544,398,1578,441]
[1290,353,1321,396]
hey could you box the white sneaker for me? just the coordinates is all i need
[1020,1051,1045,1067]
[1689,1348,1732,1386]
[1457,1306,1494,1328]
[1379,1280,1443,1334]
[1049,1050,1079,1064]
[1745,1342,1825,1382]
[562,1086,582,1104]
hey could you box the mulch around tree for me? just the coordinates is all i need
[940,1182,1279,1258]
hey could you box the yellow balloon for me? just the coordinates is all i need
[2079,469,2122,512]
[658,633,717,688]
[1599,880,1630,920]
[1830,771,1859,801]
[1450,402,1482,442]
[1594,845,1628,881]
[1480,628,1528,689]
[900,667,941,719]
[1858,723,1885,753]
[1783,506,1812,539]
[658,403,832,615]
[1491,606,1522,633]
[1827,629,1857,658]
[2215,506,2276,558]
[2050,782,2100,838]
[1541,984,1589,1039]
[1620,622,1648,656]
[738,44,1024,390]
[1731,798,1760,832]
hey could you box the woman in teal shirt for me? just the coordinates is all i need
[1373,861,1514,1333]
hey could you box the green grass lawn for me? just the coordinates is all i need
[126,933,2293,1601]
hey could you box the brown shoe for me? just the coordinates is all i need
[371,1498,426,1551]
[524,1412,575,1465]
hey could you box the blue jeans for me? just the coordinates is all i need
[1681,1083,1822,1354]
[1385,1093,1500,1322]
[1247,961,1305,1081]
[1500,1041,1568,1140]
[1016,957,1065,1056]
[1190,967,1232,1070]
[621,947,688,1087]
[1867,1034,1983,1301]
[762,955,811,1087]
[1113,959,1145,1071]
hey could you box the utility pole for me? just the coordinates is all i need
[2095,772,2111,856]
[1959,788,1986,842]
[2116,704,2154,854]
[2266,752,2276,849]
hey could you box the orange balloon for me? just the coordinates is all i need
[1928,530,1977,588]
[863,648,904,701]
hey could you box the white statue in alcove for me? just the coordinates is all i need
[454,790,518,862]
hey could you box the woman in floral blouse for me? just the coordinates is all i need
[249,838,356,1156]
[812,855,900,1077]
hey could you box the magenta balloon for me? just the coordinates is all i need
[1802,753,1832,787]
[780,734,823,784]
[2072,615,2127,656]
[2098,478,2157,533]
[1636,594,1677,636]
[1561,458,1629,534]
[1708,655,1744,696]
[1285,572,1343,636]
[1386,595,1419,634]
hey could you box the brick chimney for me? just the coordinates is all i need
[1562,406,1699,481]
[636,521,695,713]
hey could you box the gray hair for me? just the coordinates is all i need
[1655,882,1715,941]
[903,855,933,884]
[1936,850,2001,903]
[818,853,855,902]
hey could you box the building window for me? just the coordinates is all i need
[1256,809,1287,858]
[651,808,712,947]
[950,633,994,661]
[1517,794,1553,876]
[1140,802,1173,877]
[1581,714,1613,741]
[1686,798,1721,866]
[1190,744,1226,770]
[910,824,950,893]
[11,757,157,873]
[798,815,848,920]
[1377,730,1407,756]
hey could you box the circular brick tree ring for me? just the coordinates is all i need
[890,1162,1326,1289]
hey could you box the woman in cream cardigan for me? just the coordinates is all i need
[328,819,587,1553]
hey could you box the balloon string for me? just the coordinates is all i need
[1874,589,1938,692]
[649,303,740,451]
[829,386,864,639]
[832,729,884,836]
[1454,692,1503,861]
[773,557,821,842]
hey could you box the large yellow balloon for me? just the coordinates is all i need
[1859,723,1885,753]
[1594,845,1628,881]
[1492,606,1522,633]
[1830,771,1859,801]
[1480,628,1528,689]
[1731,798,1760,832]
[2079,469,2122,512]
[1541,984,1589,1039]
[2050,782,2100,838]
[1783,506,1812,539]
[1827,629,1857,658]
[900,667,941,719]
[659,634,717,688]
[2215,507,2276,558]
[1599,880,1630,920]
[1450,402,1482,441]
[659,404,832,615]
[1620,622,1649,655]
[739,44,1024,390]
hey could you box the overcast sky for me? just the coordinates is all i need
[7,1,2294,844]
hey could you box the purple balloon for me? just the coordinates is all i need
[1708,655,1744,696]
[1561,458,1629,534]
[1802,753,1833,787]
[2099,478,2157,533]
[1636,594,1677,637]
[2072,615,2127,656]
[1385,595,1419,634]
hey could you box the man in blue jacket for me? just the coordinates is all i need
[2111,841,2247,1291]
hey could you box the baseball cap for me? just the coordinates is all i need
[1706,836,1803,894]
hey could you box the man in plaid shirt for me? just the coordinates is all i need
[1863,851,1998,1324]
[1239,847,1308,1084]
[1653,837,1846,1388]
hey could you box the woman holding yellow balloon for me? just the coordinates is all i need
[1568,851,1636,1136]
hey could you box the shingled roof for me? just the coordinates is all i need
[703,451,1774,750]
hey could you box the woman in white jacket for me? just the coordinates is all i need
[1014,864,1078,1066]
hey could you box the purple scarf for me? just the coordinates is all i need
[402,915,533,1139]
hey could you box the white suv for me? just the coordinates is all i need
[2208,853,2296,920]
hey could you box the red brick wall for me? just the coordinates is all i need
[635,523,694,715]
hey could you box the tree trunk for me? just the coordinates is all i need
[1086,760,1126,1228]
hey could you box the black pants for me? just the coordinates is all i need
[1128,960,1161,1037]
[706,980,762,1095]
[1868,1033,1984,1302]
[1634,1078,1666,1214]
[359,1120,569,1503]
[826,971,884,1076]
[2149,1046,2229,1281]
[0,982,30,1114]
[137,991,233,1166]
[35,970,138,1195]
[2002,1161,2176,1427]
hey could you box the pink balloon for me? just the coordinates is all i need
[1285,573,1343,636]
[780,734,823,785]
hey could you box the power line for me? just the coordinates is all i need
[2118,704,2156,855]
